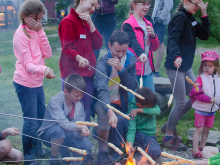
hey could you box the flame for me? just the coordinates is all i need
[124,142,136,165]
[138,144,149,165]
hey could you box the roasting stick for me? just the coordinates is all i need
[161,152,197,164]
[137,147,156,165]
[76,121,98,127]
[87,64,145,100]
[20,133,87,155]
[139,62,144,88]
[168,68,178,107]
[55,77,131,120]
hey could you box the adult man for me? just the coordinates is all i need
[94,31,138,165]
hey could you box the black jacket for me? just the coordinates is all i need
[164,7,210,71]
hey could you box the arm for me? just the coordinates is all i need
[37,29,52,59]
[150,33,160,51]
[126,116,137,144]
[189,86,211,103]
[142,105,161,116]
[90,29,103,50]
[157,0,173,21]
[122,23,145,57]
[195,16,210,40]
[0,128,19,140]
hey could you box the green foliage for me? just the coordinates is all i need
[50,0,74,11]
[115,0,129,30]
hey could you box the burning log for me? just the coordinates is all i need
[137,147,156,165]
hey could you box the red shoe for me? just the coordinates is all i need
[192,150,203,158]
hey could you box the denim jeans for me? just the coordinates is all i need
[137,73,155,93]
[92,13,117,60]
[13,82,45,163]
[112,116,161,159]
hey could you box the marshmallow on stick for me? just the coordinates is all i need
[119,84,145,100]
[137,147,156,165]
[185,76,199,92]
[76,121,98,127]
[108,143,124,155]
[167,94,173,107]
[161,152,196,164]
[106,104,130,120]
[68,147,87,155]
[63,157,85,162]
[139,77,143,88]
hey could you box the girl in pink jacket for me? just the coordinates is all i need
[13,0,54,163]
[122,0,159,92]
[189,51,220,158]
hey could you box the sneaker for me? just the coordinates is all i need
[153,71,161,77]
[160,122,182,142]
[97,151,112,165]
[110,152,120,162]
[162,137,187,151]
[192,150,203,158]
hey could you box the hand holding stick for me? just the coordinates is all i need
[139,62,143,88]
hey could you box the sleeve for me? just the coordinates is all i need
[195,76,203,86]
[157,0,173,21]
[150,33,160,51]
[122,23,145,57]
[167,14,187,59]
[189,86,211,103]
[126,116,137,144]
[142,105,161,116]
[195,16,211,40]
[36,29,52,59]
[59,19,80,61]
[47,98,77,132]
[0,131,6,140]
[17,36,48,75]
[90,29,103,50]
[109,0,118,5]
[95,59,111,111]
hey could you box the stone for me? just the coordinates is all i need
[153,77,172,95]
[185,128,220,146]
[155,92,173,116]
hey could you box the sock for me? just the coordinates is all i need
[165,134,174,141]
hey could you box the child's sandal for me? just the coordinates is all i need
[192,150,203,158]
[198,146,204,151]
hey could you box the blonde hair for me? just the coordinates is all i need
[176,0,184,12]
[74,0,99,10]
[127,0,150,18]
[18,0,45,38]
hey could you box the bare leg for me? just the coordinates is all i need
[51,139,64,157]
[154,43,165,72]
[2,148,24,164]
[0,139,12,160]
[200,127,210,149]
[202,146,219,158]
[193,127,203,154]
[97,129,109,151]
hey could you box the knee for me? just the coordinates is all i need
[13,150,24,164]
[203,128,210,135]
[0,139,12,155]
[51,127,65,140]
[149,146,161,159]
[196,128,203,135]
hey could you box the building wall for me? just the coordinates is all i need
[44,0,56,18]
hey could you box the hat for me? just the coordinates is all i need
[201,51,219,62]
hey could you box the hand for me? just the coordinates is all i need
[210,97,215,103]
[107,109,118,128]
[44,67,55,79]
[174,57,182,68]
[2,127,19,138]
[79,13,93,26]
[197,0,208,17]
[76,125,90,136]
[129,108,143,119]
[107,56,123,71]
[147,25,155,38]
[75,55,89,68]
[25,17,42,32]
[138,53,147,63]
[127,142,136,153]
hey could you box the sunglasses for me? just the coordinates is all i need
[136,2,151,7]
[188,0,199,7]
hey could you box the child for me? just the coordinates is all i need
[37,74,92,165]
[114,87,161,161]
[189,51,220,158]
[0,127,23,164]
[122,0,160,92]
[13,0,55,163]
[162,0,210,151]
[58,0,103,122]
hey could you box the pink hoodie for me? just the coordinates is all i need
[13,24,52,88]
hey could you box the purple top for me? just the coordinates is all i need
[94,0,118,15]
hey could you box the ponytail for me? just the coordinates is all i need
[21,18,31,38]
[176,0,184,12]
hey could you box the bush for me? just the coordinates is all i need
[115,0,129,30]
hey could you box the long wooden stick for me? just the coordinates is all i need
[140,62,143,88]
[168,68,178,107]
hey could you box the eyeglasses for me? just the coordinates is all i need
[136,2,151,7]
[188,0,199,7]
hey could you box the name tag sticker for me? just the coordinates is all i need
[192,21,197,26]
[80,34,86,39]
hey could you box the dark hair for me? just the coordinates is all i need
[109,30,130,46]
[135,87,157,107]
[198,59,220,75]
[64,74,86,93]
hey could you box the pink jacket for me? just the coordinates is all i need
[13,24,52,88]
[122,14,160,75]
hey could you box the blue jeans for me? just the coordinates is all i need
[137,73,155,93]
[92,13,117,60]
[113,116,161,159]
[13,82,45,162]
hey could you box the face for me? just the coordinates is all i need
[23,12,44,29]
[184,0,200,14]
[108,42,128,61]
[203,61,215,75]
[81,0,99,14]
[64,89,84,104]
[133,1,151,17]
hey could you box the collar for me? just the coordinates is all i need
[19,23,35,33]
[129,14,151,28]
[179,6,193,18]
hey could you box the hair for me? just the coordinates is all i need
[109,30,130,46]
[18,0,45,38]
[74,0,99,9]
[64,74,87,93]
[127,0,150,17]
[135,87,157,107]
[198,59,220,75]
[176,0,184,12]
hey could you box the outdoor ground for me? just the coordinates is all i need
[0,25,220,164]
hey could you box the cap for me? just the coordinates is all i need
[201,51,219,62]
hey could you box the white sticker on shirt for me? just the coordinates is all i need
[192,21,197,26]
[80,34,86,39]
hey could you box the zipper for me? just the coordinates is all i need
[210,75,215,112]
